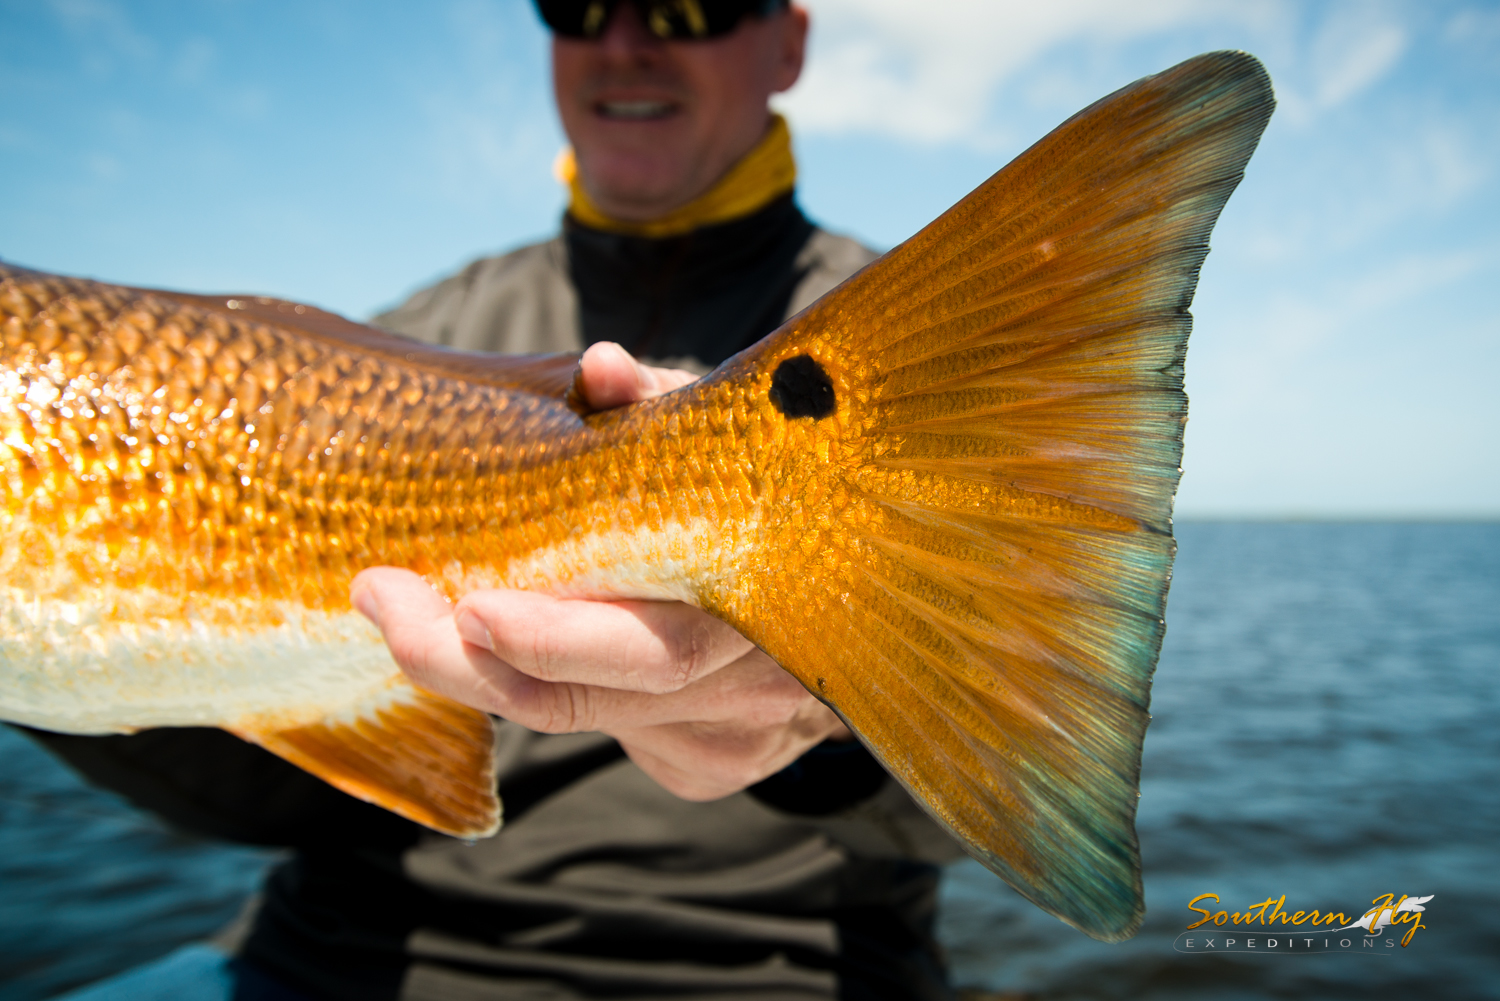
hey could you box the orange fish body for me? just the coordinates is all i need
[0,53,1273,941]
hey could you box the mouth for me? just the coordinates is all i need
[595,99,678,121]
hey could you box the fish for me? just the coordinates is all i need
[0,51,1272,941]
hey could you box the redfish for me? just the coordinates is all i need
[0,53,1272,940]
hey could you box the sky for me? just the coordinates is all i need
[1,0,1496,517]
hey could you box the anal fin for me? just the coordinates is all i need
[232,684,501,839]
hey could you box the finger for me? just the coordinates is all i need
[350,567,508,711]
[637,361,700,397]
[609,690,848,801]
[500,649,814,735]
[576,342,640,409]
[353,567,623,727]
[453,590,753,693]
[577,341,698,409]
[353,569,766,733]
[353,572,852,798]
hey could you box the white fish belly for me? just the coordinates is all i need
[0,514,761,735]
[0,585,401,734]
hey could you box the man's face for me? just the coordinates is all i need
[552,2,807,221]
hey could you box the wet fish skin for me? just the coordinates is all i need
[0,51,1275,941]
[0,265,847,718]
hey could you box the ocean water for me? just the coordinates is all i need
[1,522,1496,1000]
[937,521,1500,1000]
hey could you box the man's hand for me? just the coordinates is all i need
[351,342,850,802]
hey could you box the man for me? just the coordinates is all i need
[361,0,869,809]
[31,2,963,998]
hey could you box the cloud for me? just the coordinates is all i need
[1444,5,1500,47]
[226,86,270,122]
[1273,4,1409,126]
[1178,243,1497,515]
[1195,248,1488,414]
[1311,18,1405,108]
[47,0,155,74]
[778,0,1277,144]
[86,151,121,180]
[173,36,216,85]
[1407,124,1490,207]
[0,125,36,152]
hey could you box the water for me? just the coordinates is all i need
[0,732,279,1000]
[1,523,1496,1000]
[937,522,1500,999]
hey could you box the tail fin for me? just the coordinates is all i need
[716,52,1273,940]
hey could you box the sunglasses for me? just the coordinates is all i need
[535,0,788,41]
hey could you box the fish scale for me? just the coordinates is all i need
[0,51,1274,942]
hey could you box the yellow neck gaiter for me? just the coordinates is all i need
[556,114,796,239]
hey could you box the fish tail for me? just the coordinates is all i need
[710,52,1273,940]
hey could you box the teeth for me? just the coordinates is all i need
[599,100,674,120]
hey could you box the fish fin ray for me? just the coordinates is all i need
[720,52,1271,940]
[231,683,501,839]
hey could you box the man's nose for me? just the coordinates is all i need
[597,1,667,57]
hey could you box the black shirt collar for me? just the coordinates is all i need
[564,193,816,370]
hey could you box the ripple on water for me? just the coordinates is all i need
[0,725,279,1001]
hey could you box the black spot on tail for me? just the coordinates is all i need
[769,355,835,419]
